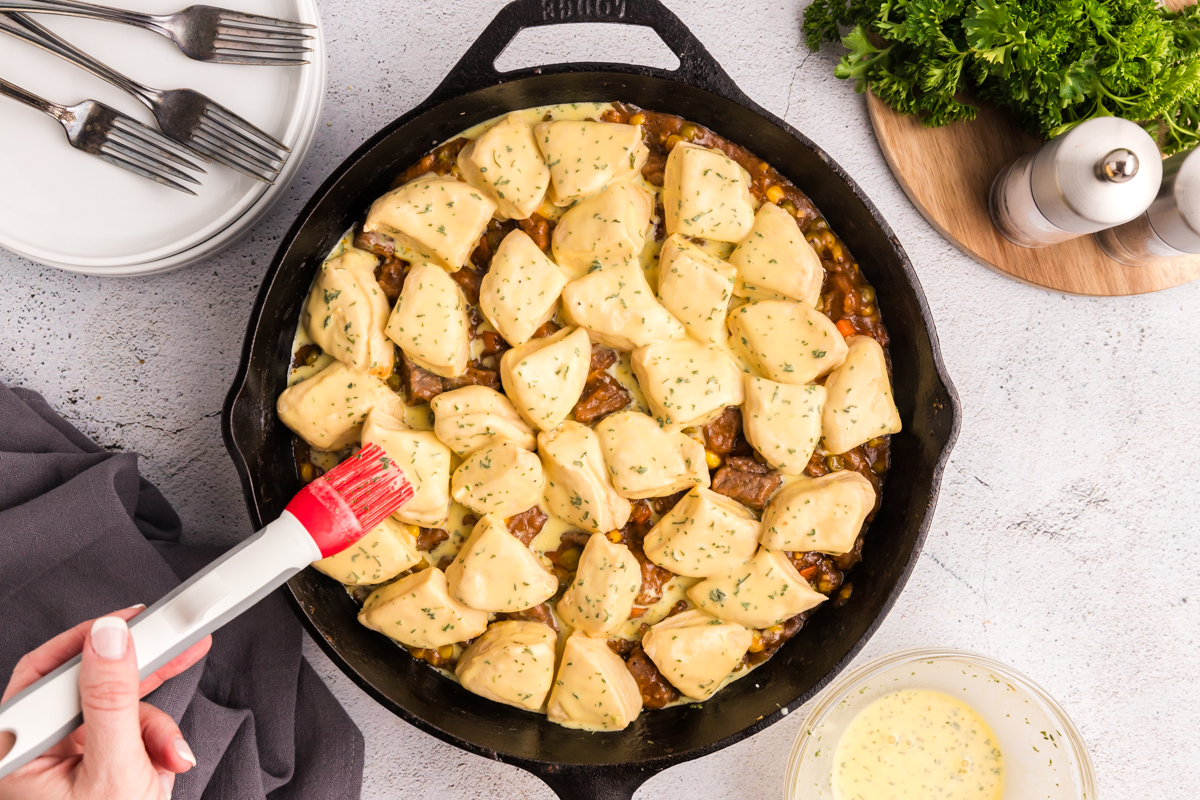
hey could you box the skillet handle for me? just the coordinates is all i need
[526,761,661,800]
[425,0,750,106]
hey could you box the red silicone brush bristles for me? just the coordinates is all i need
[320,443,414,533]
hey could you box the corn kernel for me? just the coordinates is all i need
[766,624,785,636]
[705,449,722,470]
[748,631,766,653]
[665,133,684,150]
[403,524,421,539]
[765,184,785,204]
[628,113,646,126]
[436,644,455,660]
[607,530,623,544]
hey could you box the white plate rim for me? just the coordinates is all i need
[0,0,325,271]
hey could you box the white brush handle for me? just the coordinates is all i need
[0,512,321,779]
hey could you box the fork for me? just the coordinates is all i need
[0,77,205,193]
[0,12,288,182]
[0,0,312,65]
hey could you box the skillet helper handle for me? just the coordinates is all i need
[427,0,750,105]
[534,762,661,800]
[0,513,321,780]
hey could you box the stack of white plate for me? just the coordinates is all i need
[0,0,325,276]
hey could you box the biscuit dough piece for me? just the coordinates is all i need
[304,248,393,376]
[277,361,403,451]
[730,203,824,306]
[456,620,558,711]
[445,514,558,612]
[551,181,654,279]
[662,142,755,242]
[821,335,902,454]
[688,548,826,628]
[656,234,737,346]
[385,262,471,379]
[547,631,644,731]
[741,377,826,475]
[595,410,708,499]
[430,385,537,457]
[538,421,631,533]
[641,610,753,700]
[451,440,546,517]
[632,338,745,429]
[363,174,496,270]
[457,114,550,220]
[479,230,568,346]
[556,532,640,637]
[361,407,453,528]
[534,119,648,206]
[561,259,686,351]
[500,327,592,431]
[759,471,875,555]
[312,517,421,585]
[642,486,760,577]
[727,300,847,385]
[357,568,488,649]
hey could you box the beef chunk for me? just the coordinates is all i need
[444,363,502,392]
[652,490,686,516]
[607,638,638,657]
[531,320,561,340]
[354,227,395,259]
[517,213,555,253]
[496,601,558,633]
[703,407,743,455]
[451,266,484,306]
[665,599,689,619]
[588,344,618,379]
[745,612,809,667]
[478,330,511,358]
[615,504,673,606]
[625,645,680,709]
[572,373,631,424]
[393,137,470,188]
[469,218,519,272]
[416,527,449,552]
[711,461,781,509]
[398,353,445,405]
[374,257,407,302]
[505,505,548,546]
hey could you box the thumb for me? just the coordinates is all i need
[76,616,147,787]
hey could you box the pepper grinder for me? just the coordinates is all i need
[1095,147,1200,266]
[989,117,1163,248]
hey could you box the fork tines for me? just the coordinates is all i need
[189,102,289,183]
[91,105,206,194]
[214,10,313,66]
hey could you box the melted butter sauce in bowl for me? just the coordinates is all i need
[787,649,1096,800]
[832,689,1004,800]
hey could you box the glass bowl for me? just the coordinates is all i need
[786,648,1098,800]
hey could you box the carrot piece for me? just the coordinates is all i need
[836,319,856,338]
[799,566,819,580]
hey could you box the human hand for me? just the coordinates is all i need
[0,607,212,800]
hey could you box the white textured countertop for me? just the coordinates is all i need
[1,1,1197,797]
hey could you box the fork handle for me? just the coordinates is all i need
[0,76,67,120]
[0,0,156,27]
[0,12,158,108]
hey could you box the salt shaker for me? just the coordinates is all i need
[1095,147,1200,266]
[989,117,1162,248]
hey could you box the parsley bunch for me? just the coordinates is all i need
[803,0,1200,154]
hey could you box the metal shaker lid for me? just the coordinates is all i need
[1147,148,1200,254]
[1031,117,1163,233]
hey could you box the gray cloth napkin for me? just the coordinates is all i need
[0,383,364,800]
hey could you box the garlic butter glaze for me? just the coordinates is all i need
[832,689,1004,800]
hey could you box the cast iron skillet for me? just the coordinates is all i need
[222,1,960,797]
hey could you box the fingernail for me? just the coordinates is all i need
[90,616,128,661]
[129,603,147,611]
[158,769,174,800]
[173,736,196,768]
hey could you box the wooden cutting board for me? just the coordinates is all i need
[866,92,1200,296]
